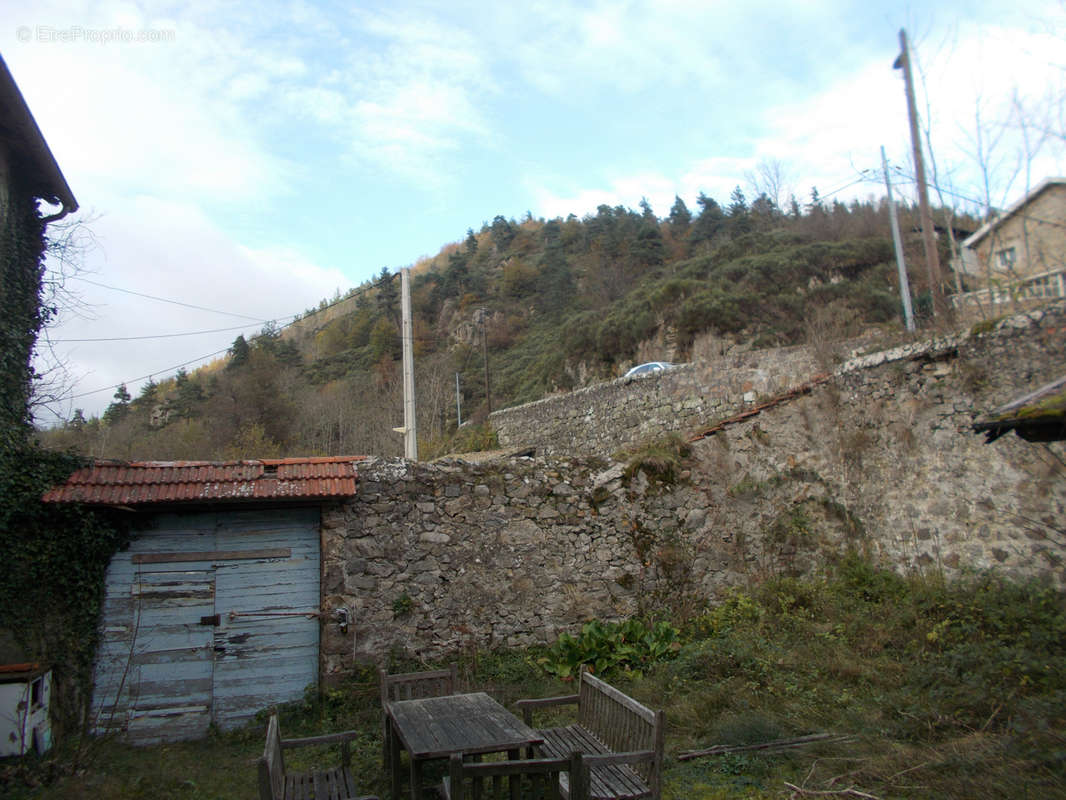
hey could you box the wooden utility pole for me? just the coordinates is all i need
[882,146,915,331]
[894,28,945,318]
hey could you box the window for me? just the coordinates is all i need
[996,247,1016,270]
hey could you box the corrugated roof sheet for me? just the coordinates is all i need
[42,456,366,505]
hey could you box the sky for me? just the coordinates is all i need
[2,0,1064,422]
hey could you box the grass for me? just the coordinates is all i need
[5,559,1065,800]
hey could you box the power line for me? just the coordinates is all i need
[72,277,277,321]
[819,173,876,200]
[52,321,287,343]
[60,274,379,346]
[888,168,1066,230]
[58,276,387,405]
[65,346,234,401]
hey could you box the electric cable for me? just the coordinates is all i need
[64,346,234,401]
[58,275,389,404]
[71,277,277,321]
[52,321,285,343]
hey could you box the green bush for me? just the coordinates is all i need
[537,619,680,680]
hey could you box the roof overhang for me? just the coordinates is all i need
[0,54,77,214]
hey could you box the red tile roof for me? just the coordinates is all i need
[42,457,366,505]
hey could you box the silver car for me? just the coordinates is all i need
[623,361,677,378]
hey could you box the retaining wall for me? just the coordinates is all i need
[320,303,1066,676]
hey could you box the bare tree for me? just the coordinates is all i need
[744,158,790,211]
[30,213,100,421]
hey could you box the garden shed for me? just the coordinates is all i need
[42,457,363,744]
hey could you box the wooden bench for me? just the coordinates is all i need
[516,671,664,800]
[258,714,379,800]
[441,752,589,800]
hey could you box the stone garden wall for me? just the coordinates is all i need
[490,344,823,457]
[320,302,1066,678]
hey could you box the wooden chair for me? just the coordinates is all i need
[379,664,458,769]
[258,714,379,800]
[440,752,589,800]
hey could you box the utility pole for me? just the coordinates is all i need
[894,28,945,319]
[399,267,418,460]
[882,146,915,332]
[455,372,462,428]
[481,309,492,416]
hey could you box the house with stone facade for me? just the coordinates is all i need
[957,177,1066,311]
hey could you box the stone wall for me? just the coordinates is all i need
[321,302,1066,677]
[490,343,824,457]
[320,456,648,678]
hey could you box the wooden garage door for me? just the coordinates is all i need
[92,507,320,744]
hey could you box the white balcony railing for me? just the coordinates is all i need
[951,267,1066,309]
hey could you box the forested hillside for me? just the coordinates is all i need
[41,191,973,460]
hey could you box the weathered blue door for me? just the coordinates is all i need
[92,507,320,744]
[211,509,321,729]
[127,570,215,741]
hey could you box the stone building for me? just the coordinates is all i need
[959,177,1066,310]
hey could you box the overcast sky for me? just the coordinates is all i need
[3,0,1064,422]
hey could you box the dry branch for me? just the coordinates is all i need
[784,781,881,799]
[677,733,853,761]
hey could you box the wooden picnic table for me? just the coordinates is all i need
[386,691,544,800]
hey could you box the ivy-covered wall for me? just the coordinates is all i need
[0,138,48,437]
[0,140,130,736]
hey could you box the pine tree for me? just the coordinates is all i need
[691,192,725,247]
[228,335,250,369]
[103,383,131,425]
[728,186,753,235]
[135,378,158,408]
[668,196,692,230]
[376,268,399,329]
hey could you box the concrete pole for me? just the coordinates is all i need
[455,372,462,428]
[400,267,417,460]
[481,309,492,416]
[882,146,916,332]
[895,28,945,318]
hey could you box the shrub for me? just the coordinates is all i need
[619,434,693,487]
[537,619,680,680]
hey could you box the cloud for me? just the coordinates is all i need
[5,8,299,207]
[529,170,689,220]
[38,196,348,421]
[528,8,1066,223]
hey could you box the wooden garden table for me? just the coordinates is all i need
[386,691,543,799]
